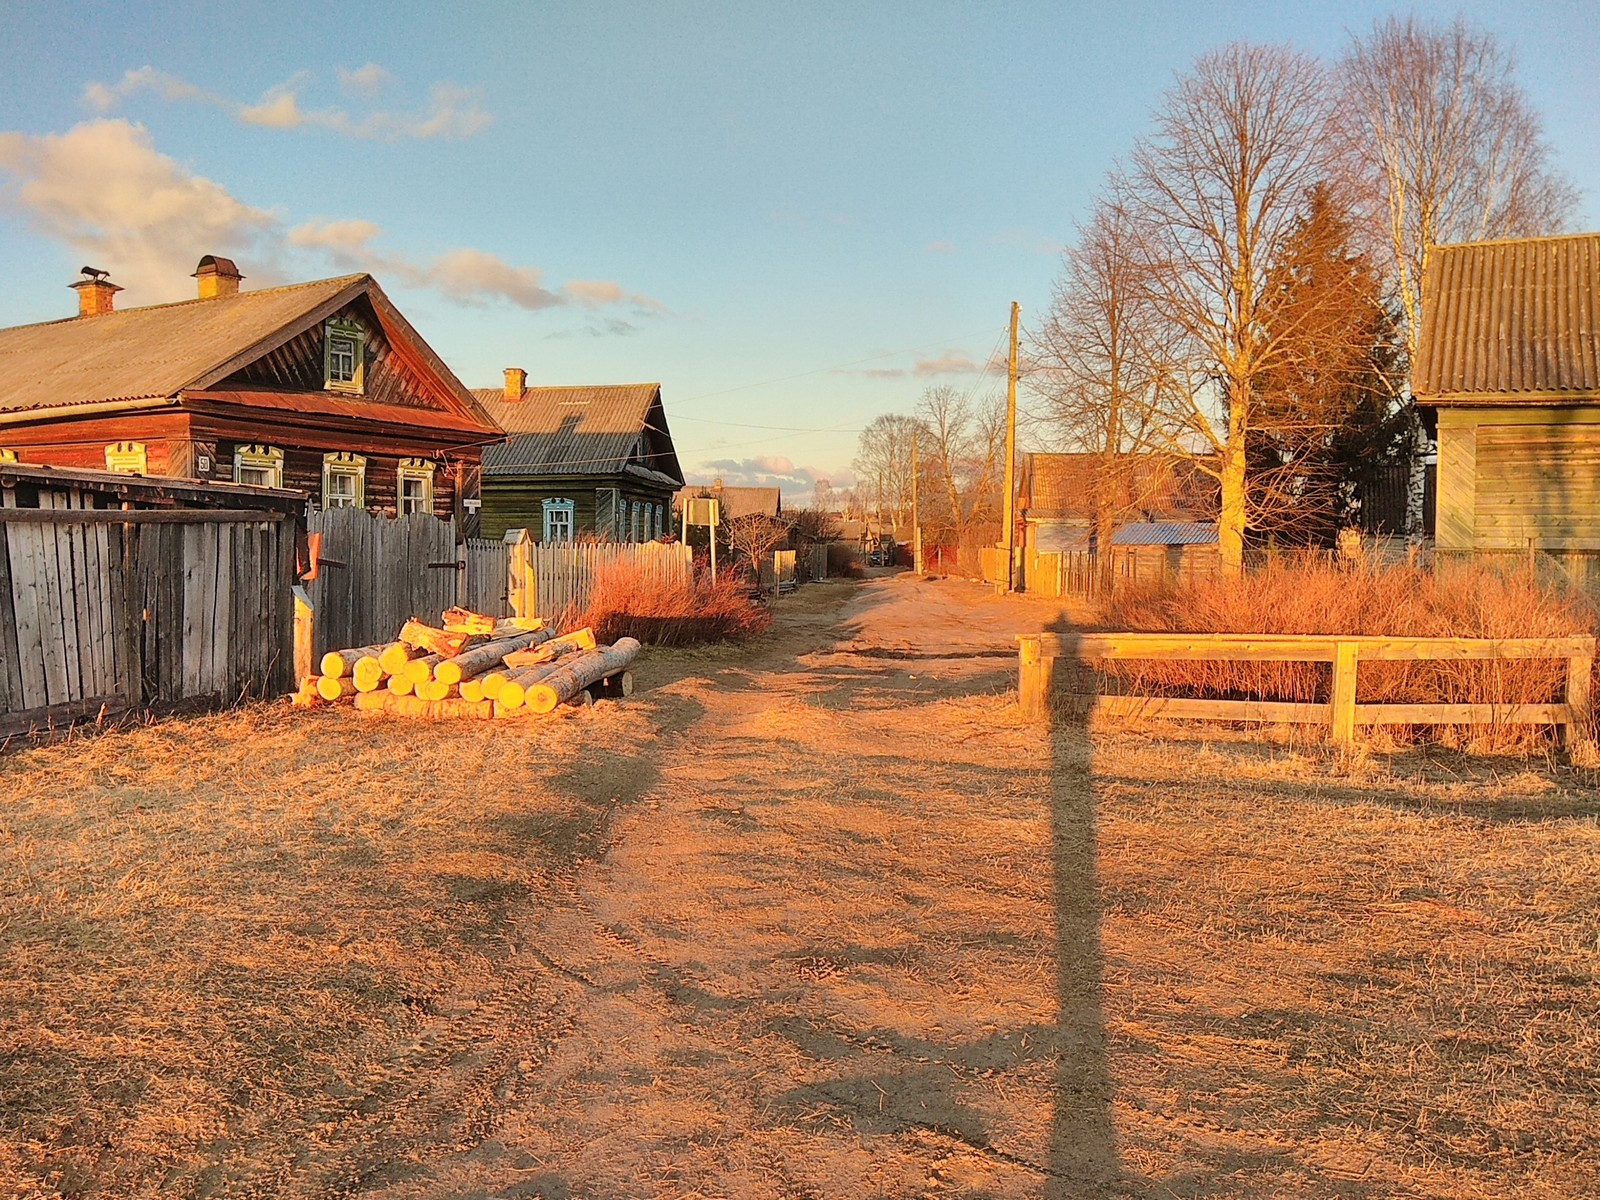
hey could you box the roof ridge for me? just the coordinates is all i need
[0,273,368,335]
[1430,231,1600,252]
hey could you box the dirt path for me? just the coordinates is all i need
[379,574,1087,1199]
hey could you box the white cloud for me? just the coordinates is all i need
[690,456,855,504]
[830,349,986,380]
[0,119,661,318]
[927,240,956,254]
[0,120,277,301]
[84,66,491,140]
[338,63,393,98]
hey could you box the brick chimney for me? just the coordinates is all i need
[504,367,527,401]
[70,268,122,317]
[192,255,244,300]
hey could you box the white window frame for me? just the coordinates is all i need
[104,442,147,474]
[233,443,284,489]
[543,497,575,543]
[655,503,665,539]
[324,319,366,394]
[630,500,641,542]
[397,457,435,516]
[322,451,366,509]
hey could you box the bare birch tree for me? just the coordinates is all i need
[1029,198,1167,559]
[914,385,1005,546]
[1120,42,1345,574]
[852,413,921,535]
[1342,15,1577,535]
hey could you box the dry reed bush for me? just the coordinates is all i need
[1096,561,1591,726]
[568,559,774,646]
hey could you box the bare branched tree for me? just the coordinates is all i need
[1342,15,1578,535]
[852,413,921,535]
[1029,199,1167,559]
[1121,42,1346,574]
[914,385,1005,546]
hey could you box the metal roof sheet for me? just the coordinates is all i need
[673,485,783,519]
[0,275,364,413]
[474,383,682,483]
[1415,232,1600,401]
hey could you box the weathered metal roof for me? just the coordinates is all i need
[0,275,365,413]
[474,383,683,484]
[1035,517,1218,551]
[1415,232,1600,402]
[673,485,783,519]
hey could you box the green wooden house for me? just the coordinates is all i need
[1417,233,1600,570]
[472,371,684,541]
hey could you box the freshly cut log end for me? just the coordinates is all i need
[436,630,549,685]
[498,682,528,711]
[403,653,444,686]
[319,643,388,679]
[481,670,510,700]
[418,678,452,702]
[442,606,498,635]
[387,673,416,697]
[459,678,486,703]
[378,642,415,675]
[526,638,643,715]
[353,656,386,692]
[316,675,357,702]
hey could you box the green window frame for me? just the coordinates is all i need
[324,319,366,394]
[233,443,284,488]
[322,452,366,509]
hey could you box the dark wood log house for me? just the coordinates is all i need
[471,372,684,541]
[0,258,504,524]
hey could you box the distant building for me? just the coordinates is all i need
[1416,233,1600,568]
[674,479,784,522]
[472,373,684,542]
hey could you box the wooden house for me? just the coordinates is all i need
[1417,233,1600,563]
[0,258,504,524]
[472,372,684,541]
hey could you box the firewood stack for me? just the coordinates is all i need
[290,606,641,720]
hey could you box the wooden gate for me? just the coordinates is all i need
[305,508,458,657]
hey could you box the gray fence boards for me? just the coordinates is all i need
[463,538,510,616]
[306,509,459,657]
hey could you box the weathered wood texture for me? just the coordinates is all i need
[305,507,457,657]
[1016,631,1598,747]
[1,493,295,724]
[461,538,510,616]
[517,539,693,621]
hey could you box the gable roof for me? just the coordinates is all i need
[1415,232,1600,403]
[673,484,783,519]
[0,273,502,437]
[473,383,683,486]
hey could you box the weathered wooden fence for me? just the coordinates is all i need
[507,538,693,620]
[461,538,510,616]
[305,508,458,657]
[2,504,295,734]
[1016,630,1596,747]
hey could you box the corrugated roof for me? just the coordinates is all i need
[1036,518,1218,551]
[673,485,783,519]
[1415,232,1600,401]
[474,383,682,483]
[0,275,364,413]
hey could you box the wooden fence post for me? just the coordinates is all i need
[1018,635,1053,722]
[292,585,314,684]
[504,528,534,619]
[1566,646,1594,752]
[1330,639,1358,747]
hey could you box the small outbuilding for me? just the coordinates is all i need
[1416,232,1600,573]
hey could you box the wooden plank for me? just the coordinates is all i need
[1095,696,1331,724]
[179,521,205,698]
[210,521,233,699]
[1566,652,1593,748]
[1035,632,1339,662]
[0,508,288,524]
[26,499,68,706]
[1354,702,1571,726]
[0,695,132,738]
[1355,636,1597,661]
[10,517,52,709]
[1018,636,1050,721]
[0,524,22,713]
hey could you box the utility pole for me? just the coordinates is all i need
[1002,300,1020,593]
[911,429,922,575]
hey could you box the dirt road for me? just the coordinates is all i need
[5,572,1598,1198]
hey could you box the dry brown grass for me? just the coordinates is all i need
[1,575,1598,1197]
[567,558,774,646]
[1094,562,1593,746]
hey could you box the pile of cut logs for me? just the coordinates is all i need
[291,607,641,720]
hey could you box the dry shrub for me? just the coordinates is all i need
[1095,561,1592,719]
[826,542,864,578]
[567,559,773,646]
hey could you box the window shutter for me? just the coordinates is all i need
[595,487,621,540]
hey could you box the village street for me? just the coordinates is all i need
[5,574,1600,1199]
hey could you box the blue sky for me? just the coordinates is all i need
[2,1,1597,501]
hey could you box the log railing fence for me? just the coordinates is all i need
[1016,631,1597,747]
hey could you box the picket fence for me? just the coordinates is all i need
[518,539,694,620]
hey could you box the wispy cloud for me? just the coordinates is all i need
[927,240,956,254]
[84,65,491,140]
[831,349,990,380]
[0,119,661,321]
